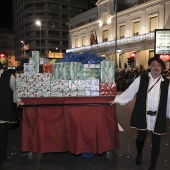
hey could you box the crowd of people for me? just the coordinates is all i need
[115,67,170,91]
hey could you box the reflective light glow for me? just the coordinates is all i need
[21,40,25,45]
[36,20,41,26]
[159,54,170,62]
[98,19,103,27]
[0,53,6,58]
[66,33,154,53]
[117,48,121,53]
[107,17,112,24]
[130,52,136,58]
[99,22,103,27]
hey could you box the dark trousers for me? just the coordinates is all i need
[0,123,9,163]
[136,130,161,169]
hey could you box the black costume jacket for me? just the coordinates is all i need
[0,71,16,121]
[130,73,169,135]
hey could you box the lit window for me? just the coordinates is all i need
[82,36,86,46]
[75,38,78,48]
[120,25,125,39]
[103,30,108,42]
[133,21,140,36]
[150,16,158,32]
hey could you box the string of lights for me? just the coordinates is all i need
[66,32,154,53]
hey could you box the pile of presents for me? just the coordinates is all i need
[16,51,117,97]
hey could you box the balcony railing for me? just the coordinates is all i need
[66,33,154,53]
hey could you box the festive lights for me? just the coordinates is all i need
[66,33,154,53]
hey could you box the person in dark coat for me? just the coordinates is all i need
[10,65,24,129]
[0,63,24,169]
[109,56,170,170]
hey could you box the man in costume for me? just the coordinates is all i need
[109,56,170,170]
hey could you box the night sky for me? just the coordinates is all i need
[0,0,13,29]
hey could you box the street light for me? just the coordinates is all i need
[117,48,121,53]
[36,20,42,55]
[21,40,26,57]
[21,40,25,45]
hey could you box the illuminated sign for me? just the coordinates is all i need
[155,29,170,55]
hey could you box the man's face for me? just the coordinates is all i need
[149,60,162,78]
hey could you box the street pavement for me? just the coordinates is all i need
[3,96,170,170]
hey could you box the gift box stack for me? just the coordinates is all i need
[16,51,117,97]
[50,52,101,96]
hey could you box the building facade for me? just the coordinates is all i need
[0,29,18,67]
[67,0,170,69]
[13,0,96,61]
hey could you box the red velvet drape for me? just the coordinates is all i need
[21,96,119,154]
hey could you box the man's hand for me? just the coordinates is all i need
[17,101,24,107]
[108,100,115,105]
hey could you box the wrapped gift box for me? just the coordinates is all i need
[83,64,100,68]
[52,62,83,80]
[82,68,100,80]
[63,62,72,80]
[50,80,86,97]
[70,62,83,80]
[99,82,117,96]
[52,62,72,80]
[40,64,53,73]
[32,51,40,73]
[50,79,99,97]
[69,80,86,96]
[52,63,63,80]
[24,63,34,74]
[85,79,99,96]
[40,57,50,64]
[100,61,115,82]
[50,80,70,97]
[16,73,51,97]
